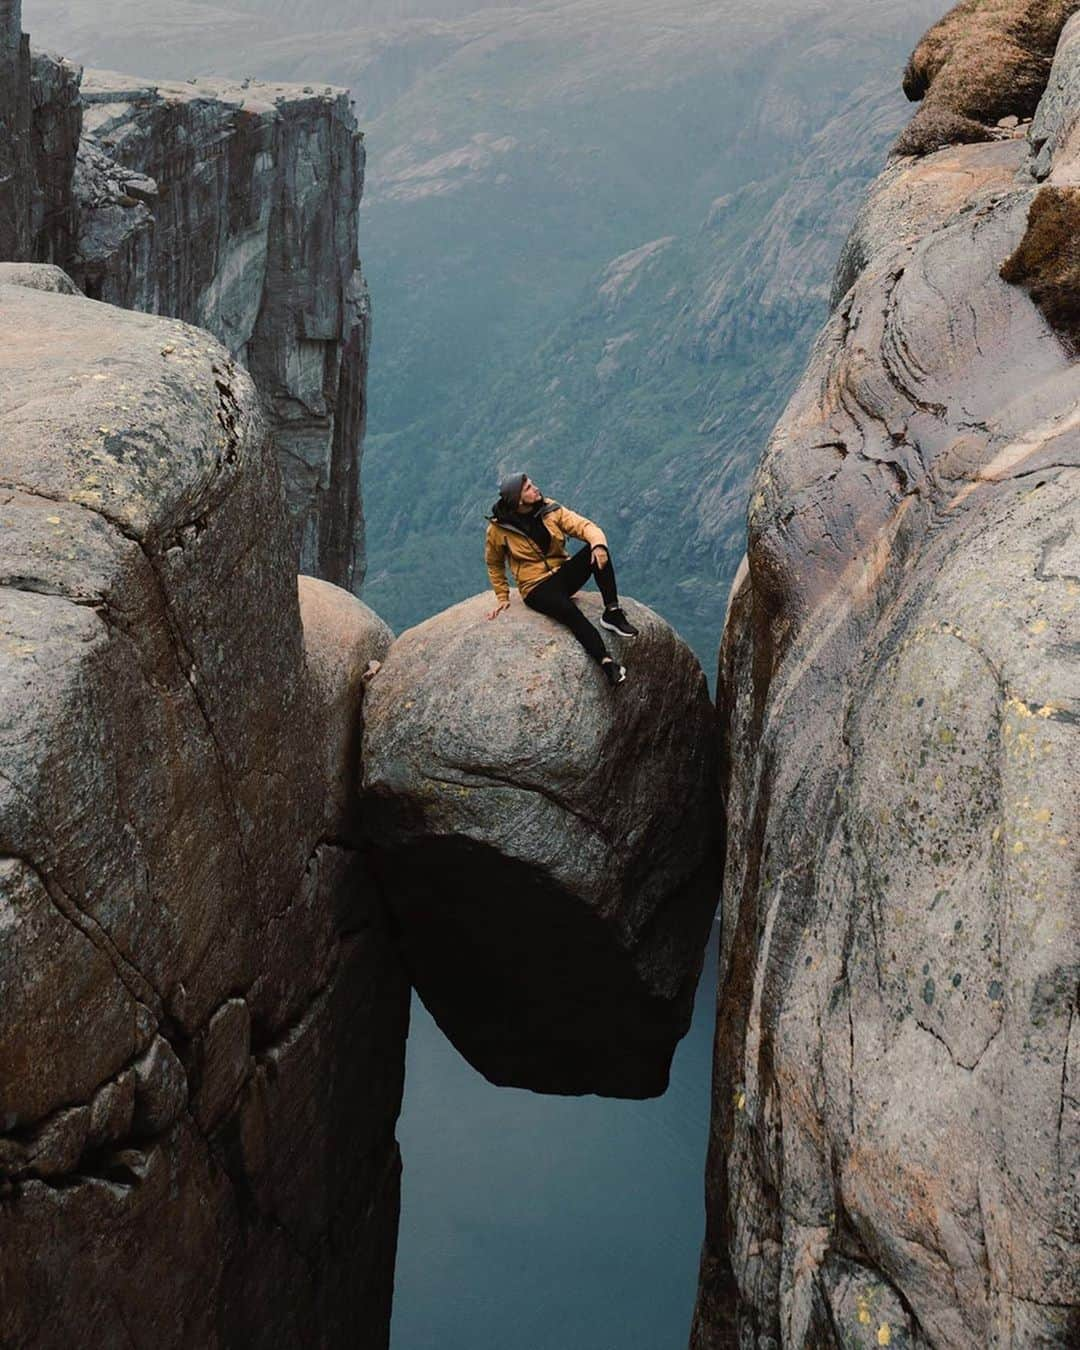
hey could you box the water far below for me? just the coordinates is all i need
[391,921,720,1349]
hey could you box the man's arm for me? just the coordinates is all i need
[484,524,511,603]
[549,504,607,549]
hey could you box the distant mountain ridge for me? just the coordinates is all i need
[28,0,945,670]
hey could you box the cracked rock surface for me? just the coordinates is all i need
[693,11,1080,1349]
[361,590,720,1098]
[0,274,407,1347]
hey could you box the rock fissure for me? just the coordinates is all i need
[0,844,161,1016]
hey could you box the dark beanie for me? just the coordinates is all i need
[498,471,527,511]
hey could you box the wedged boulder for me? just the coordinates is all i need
[360,590,720,1098]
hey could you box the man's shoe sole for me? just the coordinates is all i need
[600,617,638,638]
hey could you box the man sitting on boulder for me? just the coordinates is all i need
[485,471,638,686]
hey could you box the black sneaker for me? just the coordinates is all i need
[601,657,626,687]
[600,606,639,638]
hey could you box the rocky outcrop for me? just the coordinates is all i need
[897,0,1080,155]
[69,68,369,589]
[361,592,720,1098]
[693,8,1080,1348]
[0,0,31,259]
[29,48,81,261]
[0,0,369,591]
[0,270,407,1347]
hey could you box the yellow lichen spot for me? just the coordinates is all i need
[991,825,1002,842]
[45,515,61,525]
[937,728,955,746]
[736,1092,746,1111]
[1013,841,1026,854]
[878,1324,891,1346]
[858,1308,871,1326]
[1029,619,1048,635]
[1031,808,1052,824]
[96,426,110,435]
[933,774,944,792]
[1036,705,1056,718]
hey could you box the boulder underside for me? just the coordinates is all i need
[362,591,721,1099]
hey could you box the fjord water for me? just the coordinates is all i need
[391,924,720,1349]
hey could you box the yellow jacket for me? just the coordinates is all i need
[485,498,608,602]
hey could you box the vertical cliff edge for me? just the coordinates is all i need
[1,1,400,1342]
[1,0,367,588]
[0,266,407,1347]
[693,2,1080,1346]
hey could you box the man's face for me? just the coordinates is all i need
[520,476,542,506]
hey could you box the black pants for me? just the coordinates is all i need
[523,545,618,664]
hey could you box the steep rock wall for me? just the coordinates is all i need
[0,0,31,259]
[29,48,81,261]
[0,0,369,590]
[0,268,407,1347]
[693,4,1080,1347]
[71,69,369,589]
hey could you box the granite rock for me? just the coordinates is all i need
[693,10,1080,1347]
[29,48,82,262]
[69,67,370,589]
[0,0,31,259]
[0,274,407,1348]
[361,591,720,1098]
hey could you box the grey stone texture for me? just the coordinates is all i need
[0,0,31,260]
[0,274,407,1347]
[361,591,720,1098]
[0,0,369,592]
[693,12,1080,1349]
[71,68,370,590]
[29,47,82,261]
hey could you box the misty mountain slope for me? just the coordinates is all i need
[28,0,945,670]
[350,0,946,665]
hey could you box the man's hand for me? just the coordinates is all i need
[487,600,511,619]
[591,544,610,568]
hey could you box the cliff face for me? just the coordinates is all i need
[0,0,31,258]
[71,70,369,588]
[0,265,407,1347]
[694,4,1080,1347]
[0,0,368,590]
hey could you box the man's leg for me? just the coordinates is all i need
[524,579,610,665]
[556,544,620,608]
